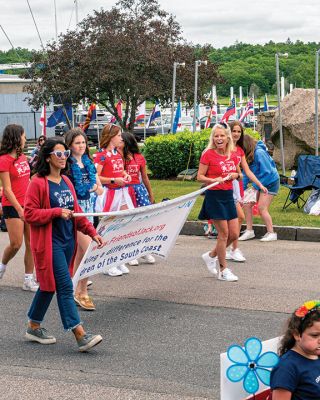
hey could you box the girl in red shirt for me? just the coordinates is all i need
[197,123,240,282]
[0,124,38,291]
[118,131,155,266]
[96,123,135,277]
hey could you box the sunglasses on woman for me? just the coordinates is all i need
[50,150,71,159]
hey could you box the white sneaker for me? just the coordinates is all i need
[104,266,123,276]
[201,252,218,275]
[238,230,255,241]
[87,280,93,288]
[229,248,246,262]
[218,268,238,282]
[0,263,6,279]
[226,248,233,260]
[260,232,277,242]
[141,255,156,264]
[128,259,139,266]
[22,277,39,292]
[117,264,129,274]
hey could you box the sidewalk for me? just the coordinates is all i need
[182,221,320,242]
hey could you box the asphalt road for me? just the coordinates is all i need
[0,233,319,399]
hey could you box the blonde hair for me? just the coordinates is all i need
[206,123,234,158]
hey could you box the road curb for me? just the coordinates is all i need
[181,221,320,242]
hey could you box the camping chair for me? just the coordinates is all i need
[281,155,320,210]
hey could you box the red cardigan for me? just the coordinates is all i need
[24,174,97,292]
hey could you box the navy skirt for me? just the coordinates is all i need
[198,190,237,221]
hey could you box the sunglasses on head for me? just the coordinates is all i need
[50,150,71,159]
[220,122,228,129]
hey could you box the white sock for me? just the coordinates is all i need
[0,263,7,271]
[25,273,34,281]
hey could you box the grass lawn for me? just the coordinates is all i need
[151,179,320,228]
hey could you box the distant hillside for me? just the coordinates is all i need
[209,39,320,97]
[0,48,33,71]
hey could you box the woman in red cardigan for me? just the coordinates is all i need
[24,138,104,352]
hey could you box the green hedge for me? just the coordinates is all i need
[143,128,261,179]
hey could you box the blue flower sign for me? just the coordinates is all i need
[226,337,279,395]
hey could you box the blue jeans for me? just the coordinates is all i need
[27,241,81,331]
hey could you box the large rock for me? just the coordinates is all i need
[271,88,320,168]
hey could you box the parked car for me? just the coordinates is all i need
[85,121,109,144]
[55,123,69,137]
[200,116,217,130]
[177,116,194,132]
[133,117,170,141]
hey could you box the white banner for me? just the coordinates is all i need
[72,182,220,288]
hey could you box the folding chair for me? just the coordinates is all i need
[281,155,320,210]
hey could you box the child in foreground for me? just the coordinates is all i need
[270,300,320,399]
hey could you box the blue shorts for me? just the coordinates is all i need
[261,179,280,196]
[3,206,21,219]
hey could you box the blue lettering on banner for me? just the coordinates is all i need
[142,236,154,243]
[141,244,162,253]
[154,234,168,241]
[119,249,140,261]
[178,200,194,209]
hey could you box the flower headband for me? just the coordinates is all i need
[295,300,320,318]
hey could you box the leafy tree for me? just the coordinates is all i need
[22,0,218,129]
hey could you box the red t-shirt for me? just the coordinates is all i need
[0,154,30,206]
[98,149,125,189]
[233,145,245,166]
[200,149,237,190]
[125,153,146,185]
[233,146,245,196]
[94,149,106,165]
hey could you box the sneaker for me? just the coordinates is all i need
[117,264,130,274]
[260,232,277,242]
[141,255,155,264]
[218,268,238,282]
[203,223,210,236]
[128,259,139,266]
[74,295,96,311]
[25,326,56,345]
[103,266,123,276]
[0,264,6,279]
[201,251,218,275]
[229,248,246,262]
[238,230,255,241]
[22,277,39,292]
[77,333,102,352]
[226,248,233,260]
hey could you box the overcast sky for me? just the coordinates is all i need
[0,0,319,51]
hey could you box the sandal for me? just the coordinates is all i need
[74,295,96,311]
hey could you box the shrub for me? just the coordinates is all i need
[244,128,261,140]
[143,126,261,179]
[143,129,210,179]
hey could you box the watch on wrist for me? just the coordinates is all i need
[111,178,115,184]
